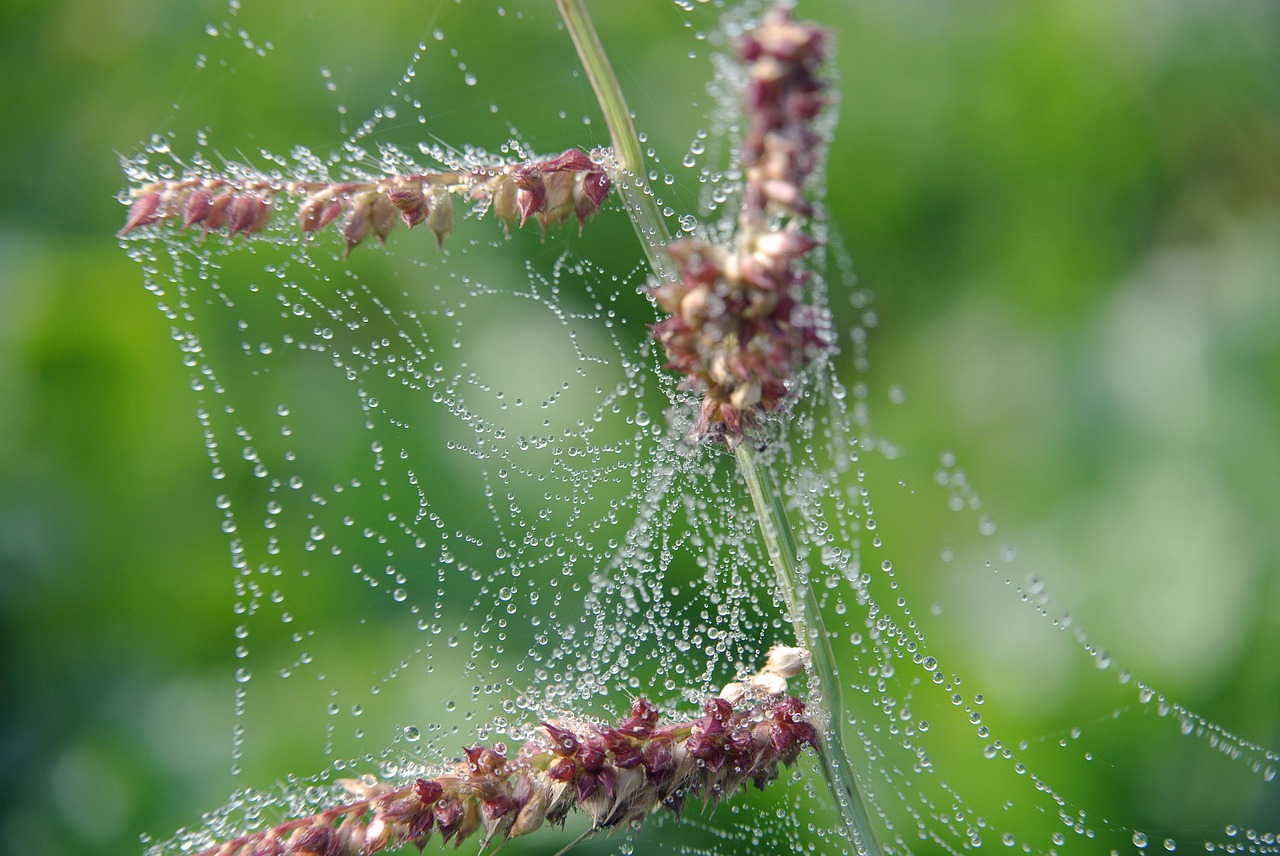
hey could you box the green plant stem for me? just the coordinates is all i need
[555,0,679,284]
[734,444,882,855]
[556,2,882,853]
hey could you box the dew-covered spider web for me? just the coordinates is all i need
[121,0,1279,853]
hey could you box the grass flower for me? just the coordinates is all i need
[648,5,832,445]
[190,655,817,856]
[119,148,612,251]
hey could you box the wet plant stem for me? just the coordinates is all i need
[734,443,882,856]
[557,2,881,853]
[555,0,679,284]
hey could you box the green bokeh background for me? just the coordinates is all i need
[2,1,1279,854]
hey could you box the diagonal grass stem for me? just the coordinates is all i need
[556,0,679,284]
[735,443,882,855]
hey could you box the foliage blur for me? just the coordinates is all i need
[1,1,1278,854]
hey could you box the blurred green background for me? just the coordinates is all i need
[3,0,1279,854]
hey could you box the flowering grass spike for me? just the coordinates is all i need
[119,149,612,252]
[649,6,832,444]
[191,652,817,856]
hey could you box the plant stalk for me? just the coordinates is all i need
[556,2,882,853]
[734,443,881,855]
[556,0,679,284]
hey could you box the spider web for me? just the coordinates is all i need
[121,1,1280,853]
